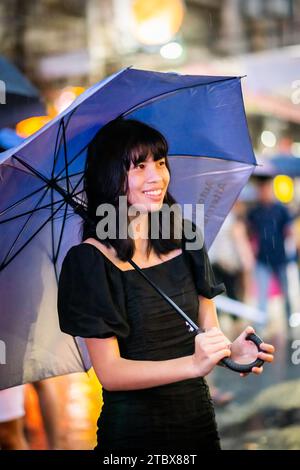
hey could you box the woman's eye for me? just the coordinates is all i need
[159,160,166,166]
[137,163,145,169]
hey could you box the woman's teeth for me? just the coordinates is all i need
[143,189,162,196]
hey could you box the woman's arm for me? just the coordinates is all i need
[85,331,231,392]
[198,296,220,330]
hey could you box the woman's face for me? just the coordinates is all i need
[127,153,170,212]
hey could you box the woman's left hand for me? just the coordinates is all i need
[230,326,275,377]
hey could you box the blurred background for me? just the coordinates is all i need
[1,0,300,451]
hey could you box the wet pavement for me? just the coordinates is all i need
[214,309,300,450]
[24,300,300,450]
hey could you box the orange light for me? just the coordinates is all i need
[132,0,185,45]
[16,116,52,138]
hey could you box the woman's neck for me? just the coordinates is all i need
[129,212,150,258]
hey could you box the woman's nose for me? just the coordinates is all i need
[145,164,163,182]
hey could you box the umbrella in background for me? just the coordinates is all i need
[271,154,300,177]
[255,154,300,177]
[0,128,24,151]
[0,66,257,389]
[0,55,46,127]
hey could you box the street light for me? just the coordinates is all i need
[131,0,185,46]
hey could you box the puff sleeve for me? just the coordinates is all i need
[182,220,226,299]
[57,244,130,339]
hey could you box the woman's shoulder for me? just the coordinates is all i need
[61,240,107,273]
[64,240,98,260]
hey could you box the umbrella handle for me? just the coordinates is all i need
[218,332,264,373]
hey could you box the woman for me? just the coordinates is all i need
[57,118,274,451]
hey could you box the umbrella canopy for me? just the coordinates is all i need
[255,154,300,177]
[0,55,46,127]
[271,154,300,177]
[0,128,24,151]
[0,67,256,389]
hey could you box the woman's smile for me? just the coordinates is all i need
[143,188,164,200]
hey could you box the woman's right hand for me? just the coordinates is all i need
[192,327,231,377]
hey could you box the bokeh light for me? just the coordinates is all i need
[16,116,52,138]
[131,0,185,46]
[261,130,277,148]
[160,41,183,59]
[273,174,294,203]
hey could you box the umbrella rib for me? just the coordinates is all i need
[12,155,54,186]
[0,173,83,220]
[121,76,239,119]
[51,178,86,284]
[52,201,69,284]
[0,193,82,224]
[48,118,72,276]
[0,199,66,271]
[0,183,50,218]
[1,162,46,178]
[56,170,83,181]
[0,186,51,269]
[167,154,256,166]
[54,141,89,182]
[11,154,88,220]
[51,119,64,180]
[61,118,71,194]
[51,112,75,179]
[50,117,74,193]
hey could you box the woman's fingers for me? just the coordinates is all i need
[258,352,274,362]
[205,327,226,337]
[252,366,264,375]
[245,325,255,335]
[205,336,231,346]
[211,348,231,364]
[204,328,231,346]
[260,343,275,353]
[206,341,231,354]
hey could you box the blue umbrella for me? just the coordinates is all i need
[0,55,46,127]
[255,153,300,177]
[0,128,24,151]
[271,154,300,177]
[0,67,257,389]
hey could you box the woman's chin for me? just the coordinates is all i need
[130,201,163,213]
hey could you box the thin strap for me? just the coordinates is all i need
[127,257,200,335]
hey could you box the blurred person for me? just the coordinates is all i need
[247,177,294,330]
[0,385,29,450]
[30,379,61,450]
[210,201,255,308]
[208,202,255,406]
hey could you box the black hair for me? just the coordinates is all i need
[82,118,182,261]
